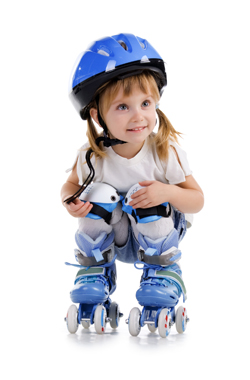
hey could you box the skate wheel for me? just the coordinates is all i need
[128,307,141,337]
[158,308,171,338]
[147,324,157,333]
[175,306,188,334]
[81,320,90,329]
[66,305,78,334]
[109,302,120,329]
[94,305,106,334]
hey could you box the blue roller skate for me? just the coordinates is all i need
[65,230,123,334]
[127,229,189,338]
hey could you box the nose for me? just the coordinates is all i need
[131,107,143,122]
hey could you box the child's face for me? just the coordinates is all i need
[104,83,157,149]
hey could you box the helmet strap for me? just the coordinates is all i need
[95,96,127,148]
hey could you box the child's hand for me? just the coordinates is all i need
[64,198,93,218]
[129,180,170,209]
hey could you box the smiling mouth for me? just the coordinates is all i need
[127,127,146,132]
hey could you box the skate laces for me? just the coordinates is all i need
[65,254,117,268]
[75,274,109,287]
[134,260,163,271]
[66,255,117,289]
[134,260,182,295]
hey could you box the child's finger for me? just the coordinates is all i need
[68,200,90,211]
[76,202,93,217]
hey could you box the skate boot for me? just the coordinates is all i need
[70,230,116,303]
[127,229,189,338]
[65,230,122,334]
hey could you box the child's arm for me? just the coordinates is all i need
[61,163,93,218]
[129,176,204,214]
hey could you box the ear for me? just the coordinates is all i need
[89,108,101,127]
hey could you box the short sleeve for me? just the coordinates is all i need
[65,143,91,186]
[65,152,79,173]
[163,141,192,185]
[163,141,194,227]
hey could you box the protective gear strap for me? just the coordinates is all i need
[129,203,171,224]
[89,203,112,224]
[74,247,114,267]
[95,96,127,147]
[92,248,104,262]
[155,269,187,301]
[138,248,182,266]
[75,267,105,280]
[64,148,95,204]
[136,204,171,220]
[95,133,126,148]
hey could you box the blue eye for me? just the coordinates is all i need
[118,104,127,110]
[142,100,150,107]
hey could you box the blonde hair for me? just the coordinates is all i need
[85,71,182,161]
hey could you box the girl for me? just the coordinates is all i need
[61,33,204,335]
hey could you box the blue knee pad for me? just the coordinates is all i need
[79,182,121,224]
[122,183,171,224]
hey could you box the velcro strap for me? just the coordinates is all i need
[136,204,171,220]
[92,248,104,262]
[90,203,112,224]
[145,248,158,256]
[155,270,187,301]
[138,249,182,266]
[75,248,113,267]
[75,267,105,280]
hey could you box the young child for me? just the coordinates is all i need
[61,33,204,335]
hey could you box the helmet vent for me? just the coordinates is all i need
[141,55,150,63]
[118,40,128,51]
[139,41,146,49]
[98,49,110,57]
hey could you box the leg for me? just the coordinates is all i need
[67,183,126,334]
[123,184,188,337]
[135,228,187,308]
[123,185,186,304]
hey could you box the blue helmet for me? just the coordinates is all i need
[69,33,167,119]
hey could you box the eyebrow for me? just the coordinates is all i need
[111,94,154,106]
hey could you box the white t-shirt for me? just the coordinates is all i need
[73,136,191,188]
[68,135,193,226]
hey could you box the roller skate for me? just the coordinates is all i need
[127,229,189,338]
[65,230,123,334]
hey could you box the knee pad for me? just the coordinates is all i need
[122,183,171,224]
[79,182,121,224]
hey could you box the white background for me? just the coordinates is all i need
[1,1,249,379]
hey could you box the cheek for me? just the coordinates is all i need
[105,115,121,136]
[107,113,125,128]
[149,112,157,127]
